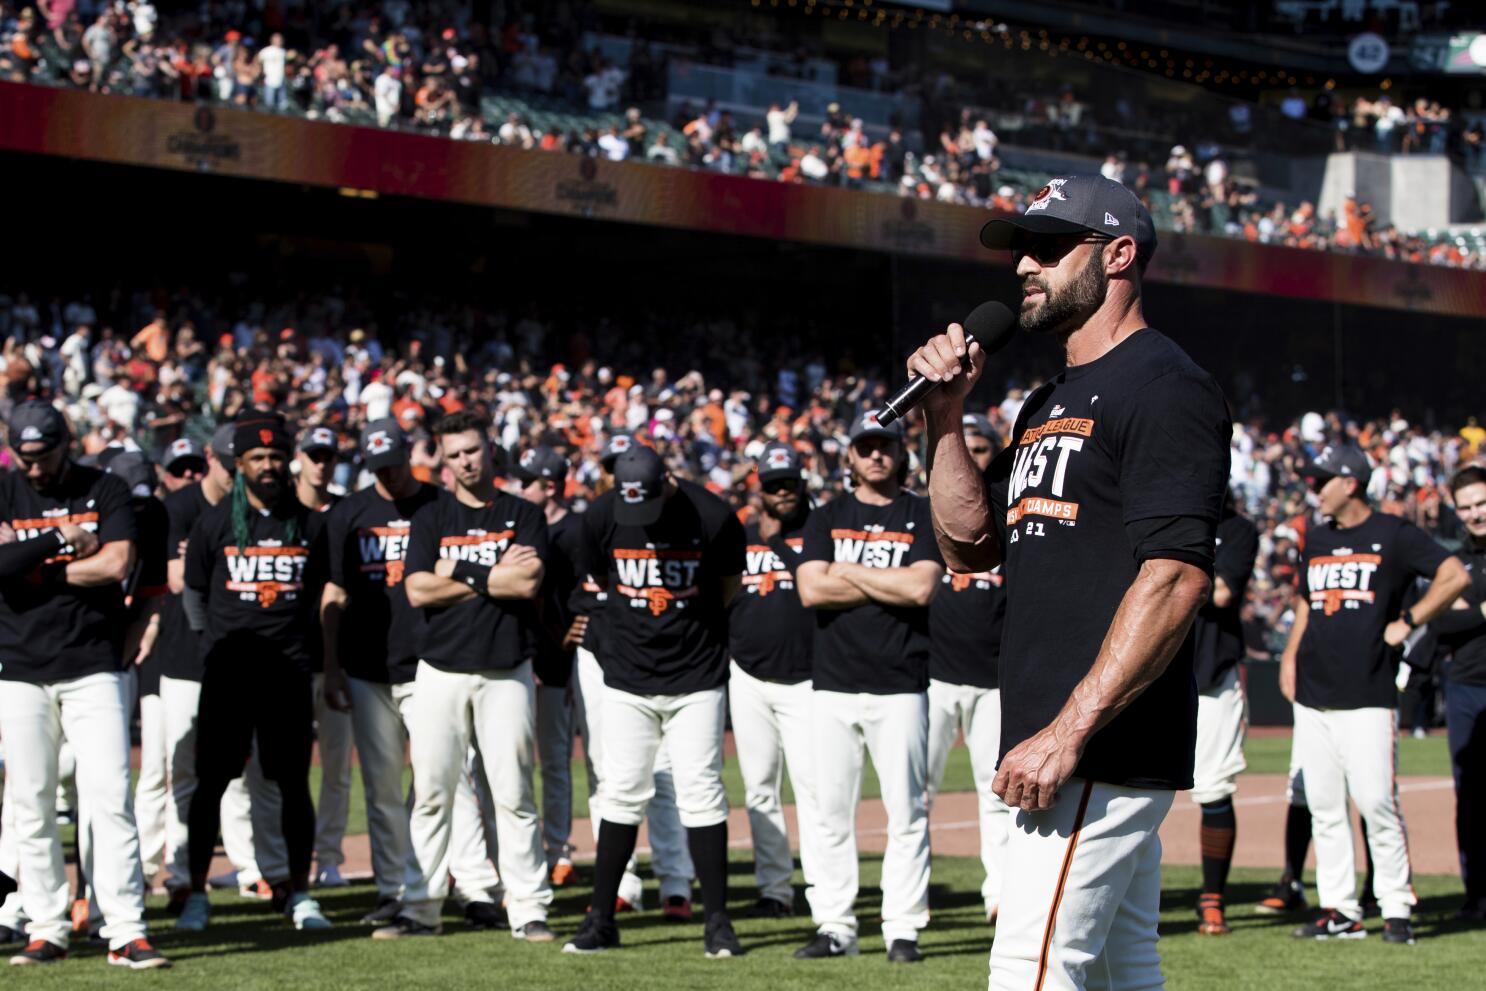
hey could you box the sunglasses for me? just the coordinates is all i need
[1013,235,1113,266]
[761,478,799,495]
[967,443,994,456]
[1308,474,1334,494]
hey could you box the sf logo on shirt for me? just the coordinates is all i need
[358,522,412,587]
[224,542,309,608]
[614,544,702,617]
[438,527,516,566]
[1308,546,1381,616]
[744,538,802,597]
[831,525,912,569]
[11,507,100,564]
[1006,415,1094,540]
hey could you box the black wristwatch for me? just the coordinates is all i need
[1402,609,1419,629]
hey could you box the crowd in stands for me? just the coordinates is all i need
[1,284,1481,665]
[4,1,1485,271]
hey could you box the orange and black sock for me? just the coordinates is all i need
[1201,798,1237,897]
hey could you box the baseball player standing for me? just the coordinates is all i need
[925,415,1010,925]
[1436,466,1486,921]
[0,402,168,969]
[1283,444,1467,944]
[380,411,555,941]
[912,174,1230,989]
[728,442,819,919]
[795,410,943,963]
[320,418,503,927]
[563,445,745,958]
[1188,490,1259,935]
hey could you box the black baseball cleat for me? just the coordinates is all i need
[746,897,793,919]
[793,931,859,958]
[703,913,745,959]
[1292,909,1366,940]
[464,900,506,931]
[562,913,619,955]
[1255,877,1307,915]
[1382,918,1417,945]
[887,938,924,963]
[108,938,171,970]
[1360,892,1380,919]
[370,916,442,940]
[361,896,403,925]
[9,939,67,966]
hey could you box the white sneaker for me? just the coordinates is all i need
[176,893,211,933]
[287,893,333,930]
[314,864,349,888]
[1413,727,1427,740]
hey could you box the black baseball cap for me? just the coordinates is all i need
[757,442,804,484]
[1302,444,1372,484]
[962,413,995,439]
[848,409,904,444]
[600,432,635,471]
[233,415,293,457]
[516,445,570,483]
[980,174,1157,264]
[8,401,68,454]
[612,446,667,527]
[162,437,207,471]
[105,451,157,498]
[359,418,408,471]
[298,426,338,454]
[210,424,236,462]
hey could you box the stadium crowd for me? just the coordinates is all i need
[2,1,1483,270]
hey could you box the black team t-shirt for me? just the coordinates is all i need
[1434,542,1486,687]
[533,511,582,689]
[326,482,440,684]
[0,466,135,683]
[1297,511,1450,710]
[404,489,548,673]
[729,511,813,683]
[1191,509,1258,691]
[184,497,329,668]
[129,494,171,696]
[581,480,745,695]
[800,490,942,695]
[929,568,1005,690]
[984,329,1230,791]
[159,483,212,681]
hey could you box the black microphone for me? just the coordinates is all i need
[876,301,1017,426]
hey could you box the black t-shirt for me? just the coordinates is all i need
[404,489,547,674]
[800,490,942,695]
[1192,510,1259,691]
[159,484,211,681]
[325,482,440,684]
[729,512,814,683]
[1435,542,1486,687]
[533,510,582,688]
[130,494,171,697]
[1298,511,1450,710]
[985,329,1230,791]
[581,480,745,695]
[184,497,329,668]
[929,567,1004,690]
[0,466,135,683]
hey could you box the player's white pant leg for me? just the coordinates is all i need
[964,687,1010,917]
[772,679,823,916]
[861,691,931,943]
[988,779,1174,991]
[0,678,72,947]
[470,661,553,928]
[348,676,413,899]
[449,749,503,904]
[729,661,797,905]
[402,661,477,927]
[312,672,354,870]
[808,689,866,939]
[1190,668,1247,805]
[648,739,697,901]
[597,690,666,826]
[1293,702,1359,920]
[219,776,261,882]
[59,673,147,948]
[535,681,573,866]
[0,774,28,932]
[158,675,200,887]
[1285,704,1307,809]
[134,689,168,879]
[244,746,288,884]
[925,680,962,807]
[1335,707,1416,920]
[657,689,728,828]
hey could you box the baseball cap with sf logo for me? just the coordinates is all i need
[612,446,667,527]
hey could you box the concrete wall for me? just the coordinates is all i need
[1317,152,1483,230]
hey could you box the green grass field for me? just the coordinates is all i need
[11,855,1483,989]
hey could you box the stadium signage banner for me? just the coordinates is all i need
[4,82,1483,319]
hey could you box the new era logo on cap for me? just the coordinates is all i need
[1104,212,1120,227]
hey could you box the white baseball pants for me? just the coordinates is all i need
[599,687,728,829]
[926,679,1009,919]
[536,682,573,865]
[1190,667,1247,805]
[312,672,354,870]
[989,779,1174,991]
[809,689,931,944]
[402,660,552,929]
[727,661,820,909]
[0,771,27,930]
[0,671,147,950]
[1293,703,1415,921]
[573,646,693,902]
[347,675,501,902]
[134,687,168,879]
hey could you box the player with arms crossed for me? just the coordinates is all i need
[911,174,1229,990]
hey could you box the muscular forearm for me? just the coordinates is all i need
[1049,559,1210,745]
[486,561,543,600]
[835,562,940,608]
[797,564,870,609]
[926,406,1001,572]
[405,571,477,609]
[65,542,134,587]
